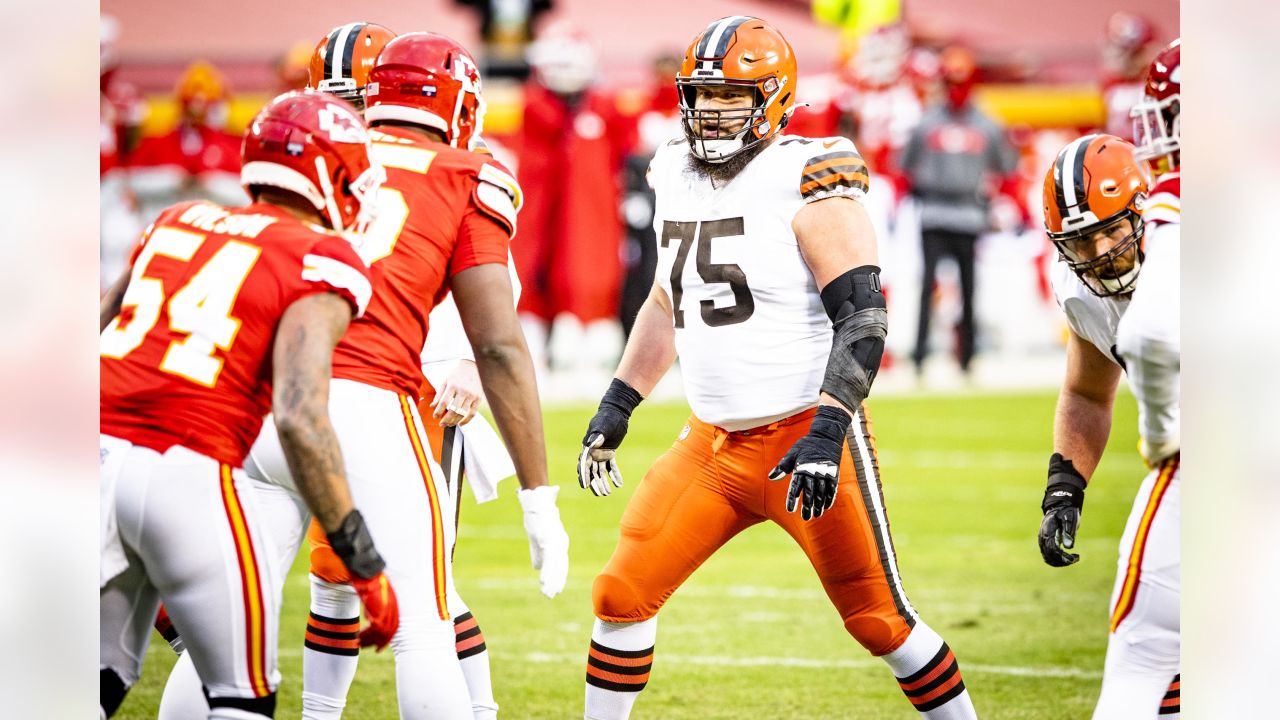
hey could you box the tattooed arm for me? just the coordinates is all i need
[271,291,356,532]
[273,291,400,648]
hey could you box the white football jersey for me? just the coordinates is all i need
[1051,261,1130,365]
[649,134,869,430]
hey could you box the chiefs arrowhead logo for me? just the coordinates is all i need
[318,105,369,144]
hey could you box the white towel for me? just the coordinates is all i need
[459,416,515,504]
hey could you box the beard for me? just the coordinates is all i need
[683,132,772,188]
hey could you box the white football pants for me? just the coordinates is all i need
[100,435,282,713]
[1093,457,1180,719]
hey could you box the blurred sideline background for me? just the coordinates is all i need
[100,0,1178,403]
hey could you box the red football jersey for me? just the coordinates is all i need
[1144,171,1180,227]
[101,200,373,467]
[331,126,520,397]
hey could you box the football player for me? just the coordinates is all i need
[267,31,555,719]
[100,91,397,719]
[1037,39,1180,714]
[1110,39,1183,719]
[153,27,564,720]
[575,17,977,719]
[300,23,561,720]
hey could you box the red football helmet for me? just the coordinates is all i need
[1130,39,1180,172]
[241,91,383,231]
[364,32,485,149]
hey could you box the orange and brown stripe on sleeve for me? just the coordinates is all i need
[305,611,360,657]
[585,641,655,693]
[453,611,488,660]
[896,643,967,712]
[800,151,869,200]
[1159,674,1180,715]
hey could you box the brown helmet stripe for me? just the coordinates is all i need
[696,16,752,68]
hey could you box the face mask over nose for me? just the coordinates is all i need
[945,78,973,110]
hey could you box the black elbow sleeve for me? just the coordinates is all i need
[820,265,888,411]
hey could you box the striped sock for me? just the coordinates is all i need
[1159,674,1180,717]
[302,577,360,720]
[584,618,657,720]
[454,610,498,719]
[882,622,976,719]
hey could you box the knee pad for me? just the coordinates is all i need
[592,572,651,622]
[205,689,276,719]
[844,614,909,657]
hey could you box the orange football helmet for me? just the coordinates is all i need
[1043,134,1150,297]
[308,22,397,110]
[676,16,797,162]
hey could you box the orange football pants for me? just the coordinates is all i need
[309,385,459,584]
[592,406,918,656]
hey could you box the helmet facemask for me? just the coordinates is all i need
[1051,210,1145,297]
[1130,93,1180,172]
[677,75,786,163]
[315,78,365,111]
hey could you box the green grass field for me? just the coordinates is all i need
[118,390,1141,719]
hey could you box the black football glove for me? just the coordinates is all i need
[1038,453,1087,567]
[768,406,851,521]
[578,379,644,496]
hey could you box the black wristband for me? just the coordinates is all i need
[810,405,853,443]
[1047,452,1087,485]
[1042,453,1087,512]
[327,510,385,580]
[600,378,644,417]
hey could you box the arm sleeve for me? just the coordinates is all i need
[298,234,374,318]
[1116,224,1180,461]
[799,137,870,204]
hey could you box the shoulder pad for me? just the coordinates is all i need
[473,162,523,236]
[798,137,869,202]
[1144,174,1181,226]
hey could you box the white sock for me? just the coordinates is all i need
[454,604,498,720]
[584,618,657,720]
[881,622,977,719]
[302,577,360,720]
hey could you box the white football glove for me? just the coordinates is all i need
[578,434,625,496]
[517,485,570,598]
